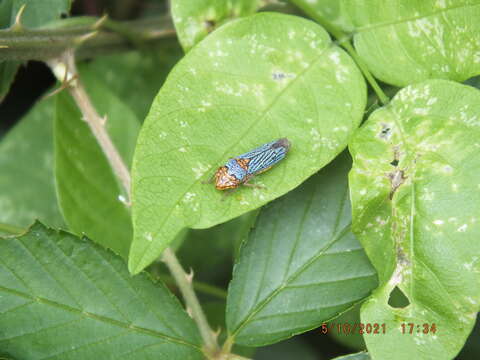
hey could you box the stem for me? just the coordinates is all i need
[155,273,228,300]
[162,248,219,354]
[0,15,176,62]
[48,51,219,355]
[290,3,390,105]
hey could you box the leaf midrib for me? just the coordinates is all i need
[230,222,353,338]
[354,3,478,33]
[0,284,201,350]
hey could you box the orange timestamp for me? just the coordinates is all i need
[401,323,437,334]
[320,322,387,335]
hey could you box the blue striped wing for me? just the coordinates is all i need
[237,138,290,175]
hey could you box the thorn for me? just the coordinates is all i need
[11,4,26,31]
[212,327,221,340]
[186,306,194,318]
[73,31,98,47]
[40,73,78,101]
[93,14,108,30]
[100,115,108,126]
[185,268,194,283]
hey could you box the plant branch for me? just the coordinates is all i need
[0,15,176,62]
[48,51,220,356]
[162,248,219,354]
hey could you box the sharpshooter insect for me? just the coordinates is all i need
[211,138,290,190]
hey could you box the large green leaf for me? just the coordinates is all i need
[291,0,480,86]
[0,97,64,232]
[226,154,377,346]
[349,80,480,359]
[0,0,72,101]
[130,12,367,273]
[55,68,140,259]
[0,222,203,359]
[171,0,260,51]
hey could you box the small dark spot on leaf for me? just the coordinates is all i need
[204,20,215,32]
[390,159,399,167]
[379,123,392,140]
[60,12,68,19]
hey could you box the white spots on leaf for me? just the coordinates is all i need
[435,0,446,8]
[144,232,153,242]
[376,216,387,225]
[180,121,188,127]
[288,30,295,39]
[118,194,127,204]
[159,131,167,140]
[452,183,459,192]
[457,224,468,232]
[359,189,367,195]
[413,108,429,115]
[192,162,211,179]
[188,67,197,75]
[178,147,187,153]
[240,199,249,206]
[443,165,453,174]
[433,219,444,225]
[329,51,341,65]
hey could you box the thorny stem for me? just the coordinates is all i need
[0,15,176,62]
[162,248,219,354]
[48,51,220,357]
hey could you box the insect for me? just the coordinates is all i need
[209,138,290,191]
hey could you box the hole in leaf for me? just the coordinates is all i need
[388,286,410,308]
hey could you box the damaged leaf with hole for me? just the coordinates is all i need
[349,80,480,360]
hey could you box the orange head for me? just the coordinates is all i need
[214,166,241,190]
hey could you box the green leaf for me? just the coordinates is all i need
[130,12,367,273]
[226,154,377,346]
[332,352,370,360]
[254,338,318,360]
[0,222,203,359]
[349,80,480,359]
[291,0,480,86]
[0,97,64,231]
[171,0,260,51]
[328,303,366,350]
[177,211,258,283]
[0,0,72,101]
[0,61,19,103]
[80,44,183,121]
[55,67,141,259]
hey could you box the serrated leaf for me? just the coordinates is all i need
[290,0,480,86]
[0,97,64,231]
[226,154,377,346]
[171,0,260,51]
[0,222,203,359]
[55,67,140,258]
[130,12,367,273]
[0,0,72,101]
[349,80,480,360]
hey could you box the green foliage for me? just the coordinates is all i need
[0,98,64,231]
[1,0,480,359]
[226,154,377,346]
[349,80,480,360]
[291,0,480,86]
[0,222,203,359]
[130,12,366,273]
[171,0,260,51]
